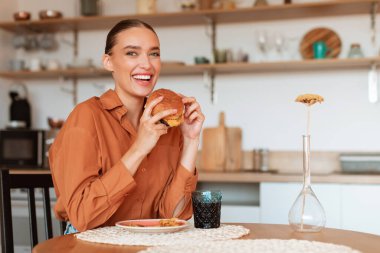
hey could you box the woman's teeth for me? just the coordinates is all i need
[133,75,151,81]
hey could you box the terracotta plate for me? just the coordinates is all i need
[115,219,190,233]
[300,27,342,59]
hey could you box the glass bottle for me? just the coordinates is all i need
[288,135,326,232]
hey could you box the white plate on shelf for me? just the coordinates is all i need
[115,219,190,233]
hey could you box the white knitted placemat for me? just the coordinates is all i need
[139,239,362,253]
[75,225,249,246]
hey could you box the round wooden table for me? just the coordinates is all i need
[33,223,380,253]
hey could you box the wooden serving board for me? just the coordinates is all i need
[200,112,227,171]
[224,125,242,172]
[300,27,342,59]
[200,112,242,171]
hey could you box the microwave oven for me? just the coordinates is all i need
[0,129,49,168]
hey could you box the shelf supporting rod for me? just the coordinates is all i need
[370,1,378,53]
[203,16,216,104]
[73,28,79,58]
[60,77,78,106]
[203,16,216,62]
[202,70,216,104]
[211,19,216,63]
[72,28,79,106]
[210,71,216,104]
[73,77,78,106]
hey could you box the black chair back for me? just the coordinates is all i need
[0,169,66,253]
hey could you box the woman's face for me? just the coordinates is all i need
[104,27,161,98]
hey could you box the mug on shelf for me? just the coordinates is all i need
[39,33,58,51]
[9,59,26,71]
[347,43,364,58]
[30,58,42,71]
[214,49,227,63]
[198,0,215,10]
[312,41,329,59]
[46,59,61,70]
[12,34,28,49]
[194,56,210,64]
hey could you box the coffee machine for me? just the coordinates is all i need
[8,82,31,129]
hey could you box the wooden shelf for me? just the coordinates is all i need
[0,0,377,33]
[8,169,380,184]
[1,57,379,80]
[212,57,380,74]
[198,171,380,184]
[0,68,109,79]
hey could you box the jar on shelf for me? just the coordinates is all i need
[80,0,101,16]
[136,0,157,14]
[347,43,364,58]
[259,149,269,172]
[198,0,215,10]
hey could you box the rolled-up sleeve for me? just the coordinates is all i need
[158,163,198,220]
[51,127,136,232]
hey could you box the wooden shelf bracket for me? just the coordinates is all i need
[370,1,378,48]
[202,70,216,104]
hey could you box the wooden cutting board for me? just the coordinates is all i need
[225,124,242,172]
[201,112,242,171]
[200,112,227,171]
[300,27,342,59]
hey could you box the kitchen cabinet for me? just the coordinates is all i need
[199,172,380,230]
[260,182,380,235]
[200,172,380,234]
[260,182,341,229]
[341,184,380,235]
[221,205,260,223]
[0,0,379,103]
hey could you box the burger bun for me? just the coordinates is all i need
[146,89,184,127]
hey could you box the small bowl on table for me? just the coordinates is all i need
[13,11,31,21]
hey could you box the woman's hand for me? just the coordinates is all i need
[180,96,205,141]
[133,96,177,156]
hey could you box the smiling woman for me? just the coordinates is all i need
[103,19,161,100]
[48,19,205,234]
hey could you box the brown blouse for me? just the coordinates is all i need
[49,89,198,231]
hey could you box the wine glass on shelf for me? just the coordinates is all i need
[256,30,271,62]
[286,36,301,61]
[274,32,286,61]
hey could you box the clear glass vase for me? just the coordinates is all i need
[288,135,326,232]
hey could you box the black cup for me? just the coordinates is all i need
[192,190,222,229]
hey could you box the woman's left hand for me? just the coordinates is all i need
[180,95,205,140]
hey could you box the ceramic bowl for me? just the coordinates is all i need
[48,117,64,129]
[13,11,31,21]
[39,10,63,20]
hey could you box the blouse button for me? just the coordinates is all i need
[141,168,146,172]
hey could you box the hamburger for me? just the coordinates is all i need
[146,89,184,127]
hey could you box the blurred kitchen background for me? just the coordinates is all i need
[1,0,380,252]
